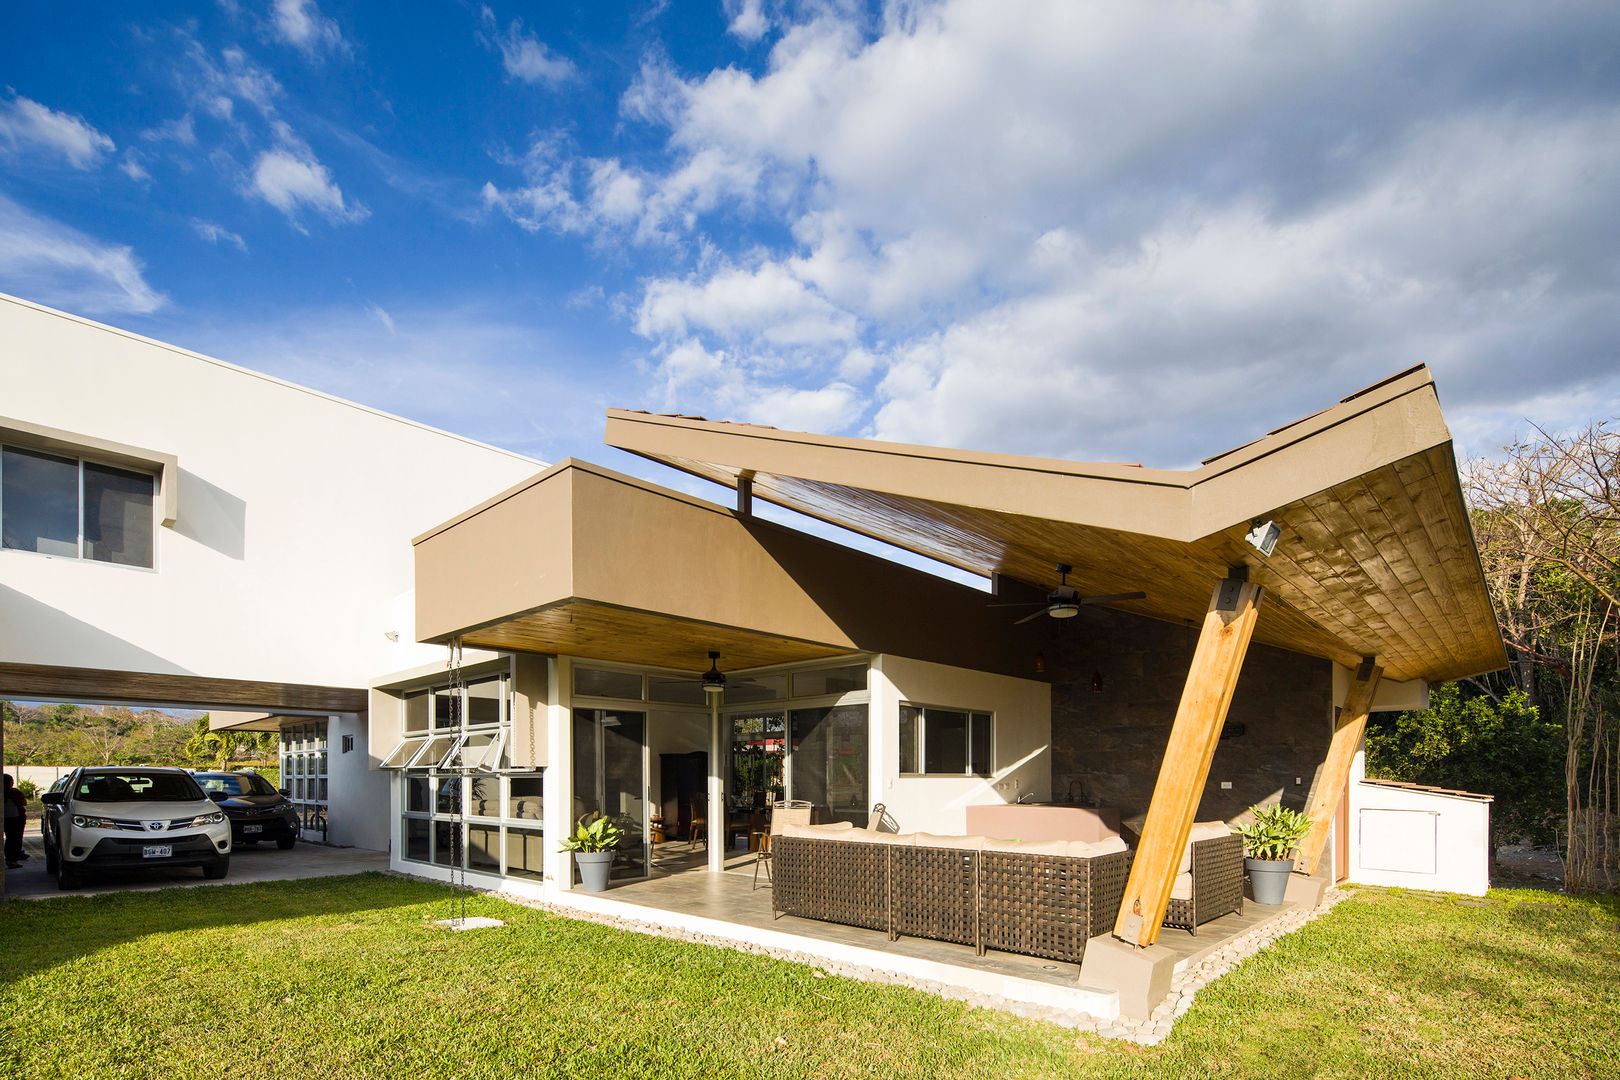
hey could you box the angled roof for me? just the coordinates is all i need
[604,365,1506,684]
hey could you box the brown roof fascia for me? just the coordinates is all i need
[603,365,1452,545]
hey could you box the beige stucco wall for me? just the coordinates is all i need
[871,654,1051,836]
[0,293,541,693]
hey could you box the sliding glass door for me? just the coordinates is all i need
[572,708,648,881]
[789,705,868,825]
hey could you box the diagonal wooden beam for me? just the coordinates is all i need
[1113,574,1264,948]
[1298,658,1383,875]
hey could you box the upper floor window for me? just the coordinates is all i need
[1,446,154,568]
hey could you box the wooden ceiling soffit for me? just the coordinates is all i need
[603,368,1506,685]
[459,599,852,673]
[0,662,367,713]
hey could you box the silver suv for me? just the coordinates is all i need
[40,767,231,889]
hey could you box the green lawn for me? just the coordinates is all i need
[1,875,1616,1079]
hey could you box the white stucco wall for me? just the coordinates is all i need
[871,654,1051,836]
[0,293,542,692]
[1346,749,1491,896]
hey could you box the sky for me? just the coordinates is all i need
[2,0,1618,490]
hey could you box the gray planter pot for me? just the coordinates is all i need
[575,851,614,892]
[1245,856,1295,905]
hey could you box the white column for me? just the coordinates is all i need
[543,656,573,893]
[708,692,725,873]
[867,654,890,817]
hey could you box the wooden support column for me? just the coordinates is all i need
[1297,658,1383,876]
[1113,574,1264,948]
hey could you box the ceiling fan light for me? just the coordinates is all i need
[702,650,727,697]
[1048,602,1080,619]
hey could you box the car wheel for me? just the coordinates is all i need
[202,858,229,880]
[44,841,59,874]
[56,859,80,890]
[276,835,297,851]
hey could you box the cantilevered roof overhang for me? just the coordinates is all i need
[604,366,1506,685]
[412,460,1049,678]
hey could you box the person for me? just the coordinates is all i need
[3,773,27,869]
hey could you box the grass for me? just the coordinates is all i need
[1,875,1616,1079]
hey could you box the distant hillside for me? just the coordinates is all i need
[1,701,276,769]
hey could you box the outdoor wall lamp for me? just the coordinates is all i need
[1245,518,1281,557]
[702,651,727,698]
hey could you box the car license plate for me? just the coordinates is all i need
[142,844,173,859]
[244,825,262,834]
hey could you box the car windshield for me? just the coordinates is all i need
[195,773,276,797]
[76,772,205,802]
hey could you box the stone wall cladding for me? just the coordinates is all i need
[1045,603,1331,826]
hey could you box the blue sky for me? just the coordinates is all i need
[3,0,1619,487]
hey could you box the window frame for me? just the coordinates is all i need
[0,443,158,570]
[898,702,995,778]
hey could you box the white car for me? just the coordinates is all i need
[40,767,232,889]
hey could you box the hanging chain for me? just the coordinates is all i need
[447,637,467,925]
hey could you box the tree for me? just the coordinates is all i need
[1465,422,1620,892]
[1367,684,1563,858]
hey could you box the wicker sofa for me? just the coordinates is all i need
[771,826,1133,964]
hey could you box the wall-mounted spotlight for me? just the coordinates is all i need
[702,651,727,699]
[1245,519,1281,557]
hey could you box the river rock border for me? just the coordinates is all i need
[437,875,1350,1044]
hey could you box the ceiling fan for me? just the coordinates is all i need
[991,563,1147,625]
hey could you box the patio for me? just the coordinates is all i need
[546,854,1325,1022]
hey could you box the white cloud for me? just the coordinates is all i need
[270,0,347,55]
[724,0,770,42]
[479,8,577,86]
[118,149,151,182]
[0,96,115,169]
[365,303,395,334]
[637,261,855,347]
[0,193,165,314]
[249,146,368,228]
[521,0,1620,464]
[191,218,248,251]
[141,114,197,146]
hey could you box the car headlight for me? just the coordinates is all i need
[72,815,116,829]
[191,812,226,827]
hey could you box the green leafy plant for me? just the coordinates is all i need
[1233,804,1313,862]
[558,812,625,854]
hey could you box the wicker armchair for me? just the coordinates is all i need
[1162,832,1244,934]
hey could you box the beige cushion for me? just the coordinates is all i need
[804,821,855,834]
[1013,839,1071,856]
[1069,836,1129,858]
[1179,820,1233,873]
[1170,872,1194,901]
[914,832,985,851]
[827,828,911,845]
[981,837,1025,853]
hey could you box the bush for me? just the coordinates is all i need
[15,779,39,801]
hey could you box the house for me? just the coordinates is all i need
[1,291,1505,1020]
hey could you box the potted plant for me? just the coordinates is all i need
[560,812,625,892]
[1233,804,1313,905]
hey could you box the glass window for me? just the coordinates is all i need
[404,692,429,734]
[899,704,993,777]
[466,677,503,726]
[468,775,500,818]
[404,819,430,862]
[468,824,501,873]
[404,774,431,814]
[82,461,154,567]
[791,664,867,698]
[507,776,544,821]
[505,826,545,879]
[435,776,461,815]
[573,666,642,700]
[413,734,455,769]
[433,688,459,730]
[647,674,706,705]
[1,447,79,557]
[788,704,868,824]
[433,821,458,866]
[381,737,425,770]
[723,673,787,704]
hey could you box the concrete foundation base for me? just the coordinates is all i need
[1076,935,1177,1020]
[1285,864,1333,907]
